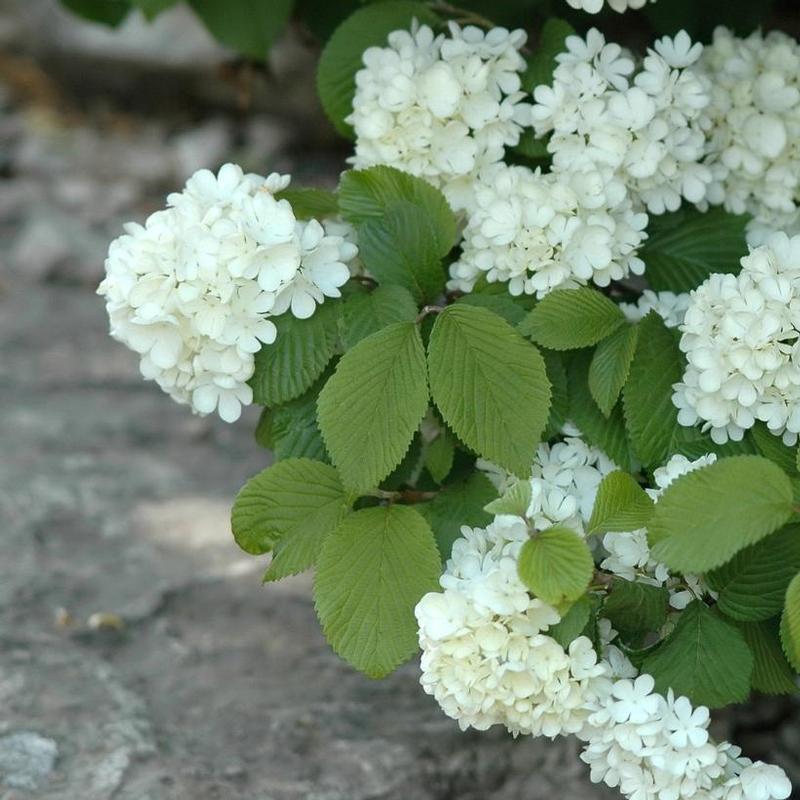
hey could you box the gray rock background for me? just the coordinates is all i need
[0,1,798,797]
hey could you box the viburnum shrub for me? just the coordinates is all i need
[78,0,800,797]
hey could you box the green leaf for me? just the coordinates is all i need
[520,17,576,92]
[428,305,551,477]
[749,422,799,476]
[639,207,749,293]
[623,312,683,467]
[339,166,456,255]
[314,505,441,678]
[358,201,445,303]
[649,455,794,573]
[318,322,429,491]
[231,459,350,558]
[519,288,625,351]
[418,472,496,560]
[567,352,635,472]
[643,601,754,708]
[188,0,293,59]
[543,349,569,438]
[250,302,338,406]
[588,471,654,535]
[549,594,594,649]
[271,384,329,463]
[485,480,532,517]
[601,579,669,642]
[707,525,800,622]
[132,0,177,20]
[518,527,594,605]
[275,187,339,220]
[456,293,528,326]
[781,572,800,672]
[340,285,419,350]
[316,1,438,137]
[589,324,639,417]
[424,427,456,484]
[60,0,131,25]
[740,621,798,695]
[254,407,273,449]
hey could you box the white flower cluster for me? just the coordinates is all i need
[620,289,690,329]
[347,22,531,211]
[447,162,648,297]
[531,29,711,215]
[673,232,800,444]
[565,0,656,12]
[98,164,357,422]
[697,27,800,237]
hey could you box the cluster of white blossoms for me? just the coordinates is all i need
[565,0,656,12]
[697,27,800,238]
[620,289,690,329]
[531,29,711,216]
[447,162,648,297]
[347,22,532,211]
[673,232,800,444]
[98,164,357,422]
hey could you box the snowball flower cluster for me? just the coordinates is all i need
[620,289,690,329]
[347,22,531,210]
[531,29,711,215]
[98,164,357,422]
[565,0,656,12]
[697,27,800,236]
[673,232,800,444]
[447,162,648,297]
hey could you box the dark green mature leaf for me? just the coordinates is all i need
[782,573,800,672]
[358,201,445,303]
[340,285,419,350]
[250,301,338,406]
[520,17,575,92]
[602,580,669,642]
[707,525,800,622]
[740,621,798,695]
[589,324,639,417]
[588,471,654,535]
[254,407,274,449]
[271,384,329,463]
[518,527,594,605]
[317,1,438,136]
[318,322,428,491]
[549,594,595,649]
[276,187,339,220]
[623,312,683,467]
[189,0,293,59]
[649,456,794,573]
[520,288,625,350]
[749,422,799,476]
[314,505,441,677]
[645,0,774,41]
[456,293,528,326]
[543,349,569,438]
[231,459,350,557]
[131,0,176,19]
[339,166,456,256]
[639,207,749,292]
[61,0,130,25]
[642,601,753,708]
[418,472,496,560]
[428,305,551,477]
[424,427,456,484]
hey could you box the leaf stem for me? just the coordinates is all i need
[415,305,444,323]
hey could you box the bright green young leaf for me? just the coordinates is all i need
[520,17,576,92]
[519,288,625,351]
[339,166,456,255]
[250,301,338,406]
[642,601,753,708]
[781,572,800,672]
[707,525,800,622]
[61,0,131,25]
[424,427,456,484]
[231,458,350,557]
[518,527,594,605]
[318,322,429,491]
[740,621,798,695]
[317,2,438,136]
[623,312,684,467]
[649,455,794,573]
[485,480,533,517]
[588,471,654,535]
[340,285,419,350]
[189,0,293,59]
[357,201,445,303]
[428,305,551,477]
[749,422,799,476]
[601,579,669,642]
[314,505,441,678]
[639,207,749,292]
[271,384,329,464]
[549,594,595,649]
[418,472,496,560]
[275,187,339,220]
[589,324,639,417]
